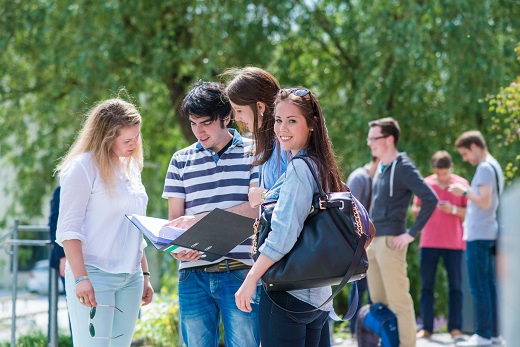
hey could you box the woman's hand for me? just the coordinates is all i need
[235,254,275,312]
[141,277,154,306]
[235,276,258,313]
[76,279,96,307]
[248,187,266,208]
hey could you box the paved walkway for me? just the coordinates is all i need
[336,333,461,346]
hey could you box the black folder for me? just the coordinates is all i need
[172,208,255,255]
[128,208,255,262]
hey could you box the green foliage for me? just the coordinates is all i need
[0,0,293,221]
[270,0,520,182]
[0,330,72,347]
[133,286,181,347]
[2,0,520,323]
[485,43,520,184]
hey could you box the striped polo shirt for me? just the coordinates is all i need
[162,129,259,269]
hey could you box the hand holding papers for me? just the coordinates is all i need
[127,209,255,262]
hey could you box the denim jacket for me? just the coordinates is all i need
[259,141,289,190]
[259,150,332,311]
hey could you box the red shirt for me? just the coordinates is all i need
[414,174,469,250]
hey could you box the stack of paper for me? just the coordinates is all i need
[127,214,186,245]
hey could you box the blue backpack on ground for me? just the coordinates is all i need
[362,303,399,347]
[355,304,379,347]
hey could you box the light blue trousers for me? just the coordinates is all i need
[65,265,143,347]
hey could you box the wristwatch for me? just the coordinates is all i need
[451,205,458,215]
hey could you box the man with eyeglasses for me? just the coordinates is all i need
[366,117,438,347]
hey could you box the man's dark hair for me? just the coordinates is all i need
[430,150,452,169]
[180,80,232,128]
[368,117,400,146]
[454,130,487,150]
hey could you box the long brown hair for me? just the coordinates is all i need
[56,98,143,191]
[275,88,345,192]
[222,67,280,166]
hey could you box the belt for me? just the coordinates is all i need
[197,259,251,273]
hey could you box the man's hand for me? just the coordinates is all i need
[392,233,414,251]
[165,214,206,230]
[436,201,453,214]
[448,182,468,197]
[171,249,202,262]
[248,187,266,208]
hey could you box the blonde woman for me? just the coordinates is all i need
[56,98,154,346]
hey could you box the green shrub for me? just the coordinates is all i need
[133,286,181,347]
[0,330,72,347]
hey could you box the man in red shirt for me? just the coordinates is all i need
[413,151,468,340]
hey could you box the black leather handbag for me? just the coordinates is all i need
[252,156,371,316]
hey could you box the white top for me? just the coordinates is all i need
[56,152,148,274]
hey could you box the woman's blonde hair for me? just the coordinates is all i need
[56,98,143,191]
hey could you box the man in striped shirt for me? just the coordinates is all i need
[162,80,260,347]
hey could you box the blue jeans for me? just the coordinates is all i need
[65,265,144,347]
[348,278,371,334]
[259,287,330,347]
[419,248,463,333]
[466,240,498,339]
[178,268,260,347]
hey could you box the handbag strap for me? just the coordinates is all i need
[295,156,370,239]
[262,232,367,320]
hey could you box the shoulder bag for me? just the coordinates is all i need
[252,156,373,318]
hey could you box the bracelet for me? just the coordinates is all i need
[451,205,458,215]
[260,190,267,201]
[75,275,89,285]
[143,271,151,277]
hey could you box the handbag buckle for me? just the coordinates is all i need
[319,199,344,210]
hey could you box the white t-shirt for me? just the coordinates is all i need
[56,152,148,274]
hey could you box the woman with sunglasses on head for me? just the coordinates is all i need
[223,67,289,206]
[235,88,345,347]
[56,97,154,346]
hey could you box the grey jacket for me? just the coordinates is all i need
[370,153,437,238]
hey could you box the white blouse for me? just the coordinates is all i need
[56,152,148,274]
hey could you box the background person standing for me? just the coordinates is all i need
[346,156,379,338]
[366,117,438,347]
[413,151,468,340]
[450,130,504,347]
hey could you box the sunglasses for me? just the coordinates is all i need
[88,304,123,340]
[279,88,319,118]
[280,88,312,97]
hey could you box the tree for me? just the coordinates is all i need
[486,43,520,184]
[0,0,293,221]
[270,0,520,182]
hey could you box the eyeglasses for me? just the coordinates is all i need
[88,304,123,340]
[366,135,389,143]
